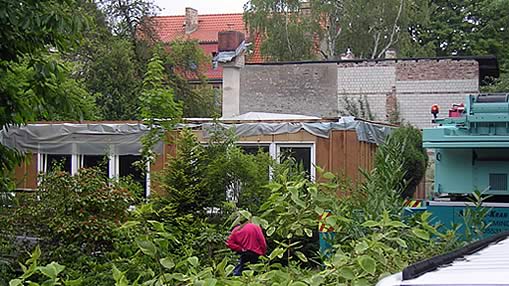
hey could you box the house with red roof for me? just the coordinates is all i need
[151,8,262,86]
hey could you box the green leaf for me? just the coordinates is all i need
[412,228,430,240]
[325,216,337,228]
[339,266,355,280]
[322,172,335,180]
[290,282,307,286]
[395,238,408,248]
[148,220,165,232]
[268,247,285,260]
[387,221,407,228]
[358,255,376,274]
[361,220,379,228]
[38,262,65,279]
[353,278,370,286]
[187,256,199,267]
[203,278,217,286]
[63,278,83,286]
[314,206,325,215]
[304,228,313,238]
[160,257,175,270]
[171,273,188,282]
[9,279,22,286]
[239,210,251,220]
[136,239,157,258]
[267,226,276,236]
[295,251,308,262]
[354,241,369,254]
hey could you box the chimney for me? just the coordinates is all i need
[218,31,245,52]
[185,7,198,34]
[218,31,246,117]
[385,49,397,59]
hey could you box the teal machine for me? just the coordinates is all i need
[422,93,509,237]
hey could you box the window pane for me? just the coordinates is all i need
[82,155,109,176]
[240,145,270,155]
[119,155,145,190]
[46,154,71,173]
[279,147,311,175]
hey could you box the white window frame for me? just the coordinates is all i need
[236,141,316,181]
[37,151,151,197]
[276,142,316,181]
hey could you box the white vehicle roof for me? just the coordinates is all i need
[377,231,509,286]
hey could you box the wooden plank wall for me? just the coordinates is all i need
[13,153,38,190]
[316,130,377,183]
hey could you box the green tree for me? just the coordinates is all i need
[0,0,86,192]
[84,38,141,120]
[375,125,428,198]
[162,39,219,117]
[412,0,509,89]
[244,0,318,61]
[244,0,426,60]
[140,51,182,121]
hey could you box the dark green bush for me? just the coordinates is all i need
[376,124,428,198]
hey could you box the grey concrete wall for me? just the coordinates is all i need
[239,63,338,117]
[234,59,480,129]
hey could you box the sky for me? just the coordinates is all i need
[154,0,248,16]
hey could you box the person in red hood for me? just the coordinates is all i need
[226,220,267,276]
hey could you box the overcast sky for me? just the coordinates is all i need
[154,0,248,16]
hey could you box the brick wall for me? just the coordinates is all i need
[337,63,396,121]
[394,60,479,127]
[236,59,480,128]
[239,63,339,117]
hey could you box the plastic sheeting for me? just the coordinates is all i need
[0,117,392,156]
[212,41,246,64]
[0,123,162,155]
[179,116,393,145]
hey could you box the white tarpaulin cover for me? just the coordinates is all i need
[0,116,392,155]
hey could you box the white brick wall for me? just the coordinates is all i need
[337,66,396,94]
[396,79,478,93]
[337,93,386,121]
[398,93,469,128]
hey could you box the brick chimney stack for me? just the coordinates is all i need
[185,7,198,34]
[218,31,245,52]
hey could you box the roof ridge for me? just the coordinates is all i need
[153,13,244,18]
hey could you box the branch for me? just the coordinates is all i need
[372,32,381,59]
[377,0,404,58]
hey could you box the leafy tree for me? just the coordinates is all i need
[162,39,219,117]
[244,0,424,60]
[331,0,426,59]
[412,0,509,88]
[375,125,428,198]
[0,0,87,192]
[244,0,318,61]
[140,51,182,121]
[84,38,141,120]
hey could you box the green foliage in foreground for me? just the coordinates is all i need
[5,132,468,285]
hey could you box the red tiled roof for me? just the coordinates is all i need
[201,43,222,80]
[151,12,264,81]
[152,13,246,43]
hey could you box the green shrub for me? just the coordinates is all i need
[376,124,428,198]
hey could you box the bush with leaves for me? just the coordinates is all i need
[375,124,428,198]
[1,167,136,279]
[156,126,273,217]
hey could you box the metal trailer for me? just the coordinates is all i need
[376,231,509,286]
[420,93,509,236]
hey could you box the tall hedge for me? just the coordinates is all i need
[375,125,428,198]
